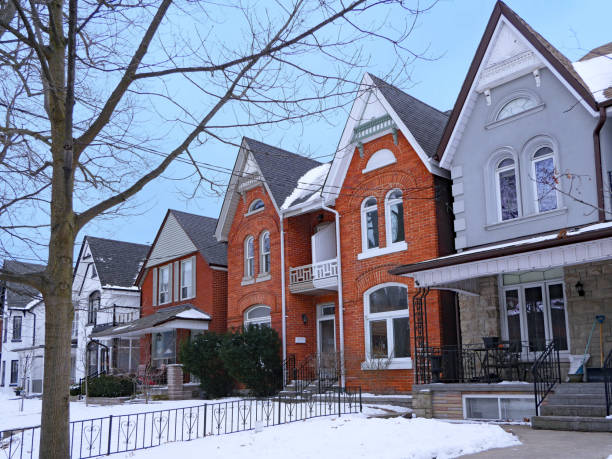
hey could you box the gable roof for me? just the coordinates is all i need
[169,210,227,266]
[243,138,321,206]
[1,260,44,308]
[437,1,602,165]
[369,75,449,159]
[86,236,150,288]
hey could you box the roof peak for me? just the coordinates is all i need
[85,235,149,248]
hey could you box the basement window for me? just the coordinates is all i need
[463,395,534,421]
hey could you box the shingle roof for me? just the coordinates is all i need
[243,138,321,207]
[86,237,150,288]
[169,210,227,267]
[579,42,612,62]
[1,260,44,308]
[368,74,449,158]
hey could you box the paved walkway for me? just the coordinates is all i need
[461,425,612,458]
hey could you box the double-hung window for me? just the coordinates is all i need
[158,265,170,304]
[244,236,255,278]
[260,231,270,274]
[361,197,379,251]
[532,146,557,213]
[180,259,193,299]
[364,284,410,363]
[10,360,18,385]
[88,291,100,325]
[496,158,519,221]
[385,189,405,244]
[12,315,22,341]
[244,305,271,328]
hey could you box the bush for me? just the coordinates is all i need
[86,375,134,397]
[180,332,234,398]
[69,385,81,396]
[220,326,282,397]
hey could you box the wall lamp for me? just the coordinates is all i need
[575,281,585,297]
[302,314,308,325]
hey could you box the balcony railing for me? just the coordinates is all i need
[289,259,338,293]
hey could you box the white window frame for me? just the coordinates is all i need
[361,197,379,252]
[12,315,22,341]
[363,283,411,370]
[384,189,405,246]
[243,304,271,328]
[463,394,535,421]
[244,236,255,278]
[158,265,171,305]
[495,157,520,222]
[259,231,270,275]
[247,199,265,215]
[180,258,193,300]
[531,146,558,213]
[496,97,537,121]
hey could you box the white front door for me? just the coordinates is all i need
[312,223,336,264]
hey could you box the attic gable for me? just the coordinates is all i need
[145,213,197,268]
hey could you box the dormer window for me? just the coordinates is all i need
[496,97,537,121]
[248,199,264,213]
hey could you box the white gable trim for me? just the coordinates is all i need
[323,73,448,205]
[440,15,598,170]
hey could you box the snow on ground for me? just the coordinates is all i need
[122,414,520,459]
[0,392,238,430]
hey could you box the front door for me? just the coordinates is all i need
[317,304,336,379]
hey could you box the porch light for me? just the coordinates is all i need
[302,314,308,325]
[575,281,585,297]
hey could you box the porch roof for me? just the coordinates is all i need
[389,222,612,292]
[90,304,210,338]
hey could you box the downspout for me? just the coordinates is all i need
[594,106,607,222]
[280,214,287,367]
[321,199,345,387]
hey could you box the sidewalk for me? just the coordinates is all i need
[461,425,612,458]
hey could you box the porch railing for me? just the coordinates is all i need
[289,259,338,286]
[604,348,612,417]
[531,340,561,415]
[284,353,341,395]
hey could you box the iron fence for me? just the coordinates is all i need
[1,387,362,459]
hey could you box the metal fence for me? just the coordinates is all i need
[1,387,362,459]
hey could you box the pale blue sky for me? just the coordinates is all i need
[78,0,612,252]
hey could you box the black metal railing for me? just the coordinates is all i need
[285,353,341,395]
[281,354,296,388]
[604,348,612,417]
[531,340,561,415]
[416,340,556,385]
[292,354,317,394]
[0,387,361,459]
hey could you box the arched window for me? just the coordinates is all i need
[496,97,537,121]
[260,231,270,274]
[364,284,410,361]
[244,305,271,328]
[244,236,255,278]
[361,197,379,251]
[88,291,100,325]
[248,199,264,213]
[496,158,519,221]
[532,146,557,213]
[385,189,405,244]
[363,149,396,173]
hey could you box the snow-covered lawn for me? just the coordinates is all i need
[122,414,520,459]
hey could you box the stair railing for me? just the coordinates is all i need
[604,348,612,416]
[531,340,561,416]
[281,354,296,389]
[293,354,317,394]
[317,352,341,393]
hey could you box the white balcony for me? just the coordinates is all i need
[289,259,339,294]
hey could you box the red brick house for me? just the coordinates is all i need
[215,73,457,393]
[93,209,228,370]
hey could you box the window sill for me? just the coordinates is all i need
[244,207,265,217]
[358,241,407,260]
[179,295,195,302]
[256,273,271,283]
[11,339,22,343]
[241,277,255,286]
[485,207,567,231]
[361,358,412,370]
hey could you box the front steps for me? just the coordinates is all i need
[532,383,611,432]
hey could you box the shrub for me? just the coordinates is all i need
[86,375,134,397]
[180,332,234,398]
[220,326,282,397]
[69,385,81,396]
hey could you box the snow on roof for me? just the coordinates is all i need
[281,163,331,210]
[573,53,612,102]
[102,284,140,291]
[175,309,211,320]
[25,297,43,310]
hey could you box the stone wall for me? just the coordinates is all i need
[564,261,612,366]
[457,276,501,345]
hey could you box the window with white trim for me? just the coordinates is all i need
[496,158,519,221]
[10,360,18,385]
[260,231,270,274]
[496,97,537,121]
[244,305,271,328]
[364,284,410,360]
[361,197,379,251]
[385,189,404,244]
[532,146,558,213]
[180,258,193,299]
[248,199,264,213]
[244,236,255,278]
[158,265,170,304]
[12,315,22,341]
[88,291,100,325]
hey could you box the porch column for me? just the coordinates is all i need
[167,364,184,400]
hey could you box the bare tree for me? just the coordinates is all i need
[0,1,434,456]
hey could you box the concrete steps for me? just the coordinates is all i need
[532,383,610,432]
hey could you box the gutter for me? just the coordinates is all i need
[594,106,607,222]
[321,199,345,387]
